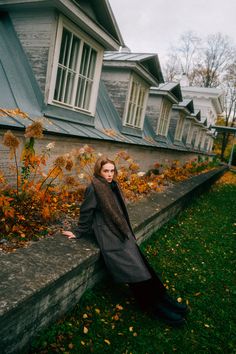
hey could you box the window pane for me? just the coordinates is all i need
[64,71,75,104]
[59,28,71,66]
[54,67,66,101]
[75,44,97,110]
[69,35,80,70]
[53,26,98,111]
[125,80,146,128]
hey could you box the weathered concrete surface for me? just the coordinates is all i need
[0,166,226,354]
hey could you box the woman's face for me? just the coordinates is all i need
[100,162,115,183]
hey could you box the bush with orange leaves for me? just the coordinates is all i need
[0,122,219,252]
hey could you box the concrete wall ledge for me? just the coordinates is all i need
[0,166,227,354]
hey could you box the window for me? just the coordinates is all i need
[186,123,193,144]
[175,112,185,141]
[157,99,172,136]
[124,75,149,129]
[49,17,103,115]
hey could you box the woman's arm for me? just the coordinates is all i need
[62,184,97,239]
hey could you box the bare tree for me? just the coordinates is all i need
[192,33,235,88]
[163,31,235,88]
[219,61,236,158]
[163,31,201,82]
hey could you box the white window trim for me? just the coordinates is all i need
[123,73,149,129]
[156,99,172,137]
[194,128,202,149]
[174,112,185,141]
[186,124,194,145]
[200,131,206,150]
[48,16,103,116]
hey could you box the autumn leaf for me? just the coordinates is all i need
[104,339,111,345]
[115,304,123,311]
[83,326,88,334]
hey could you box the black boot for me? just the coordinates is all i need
[160,293,188,315]
[152,303,185,326]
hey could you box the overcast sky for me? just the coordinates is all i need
[109,0,236,64]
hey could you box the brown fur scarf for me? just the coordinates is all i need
[92,176,132,241]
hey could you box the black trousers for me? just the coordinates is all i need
[128,250,166,311]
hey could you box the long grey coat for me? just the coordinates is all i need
[77,184,151,283]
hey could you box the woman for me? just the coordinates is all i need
[62,156,188,326]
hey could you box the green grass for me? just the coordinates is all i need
[30,183,236,354]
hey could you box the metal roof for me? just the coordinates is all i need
[103,51,164,84]
[0,12,196,154]
[0,13,43,116]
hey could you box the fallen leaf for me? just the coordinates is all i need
[104,339,111,345]
[83,326,88,334]
[116,304,123,311]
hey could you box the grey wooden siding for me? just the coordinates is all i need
[10,9,56,95]
[169,111,179,140]
[101,74,130,121]
[146,96,162,133]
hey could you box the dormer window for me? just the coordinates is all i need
[48,16,103,115]
[124,74,149,129]
[174,112,185,141]
[157,99,172,136]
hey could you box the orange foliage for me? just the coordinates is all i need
[0,122,220,252]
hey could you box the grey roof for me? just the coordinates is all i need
[104,52,157,61]
[150,82,183,103]
[178,99,194,113]
[103,51,164,84]
[0,13,43,116]
[0,11,196,154]
[0,0,124,50]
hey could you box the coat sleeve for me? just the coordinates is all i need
[77,184,97,237]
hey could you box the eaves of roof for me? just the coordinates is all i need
[103,51,164,84]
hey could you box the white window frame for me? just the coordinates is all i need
[48,16,103,115]
[194,128,201,149]
[123,73,149,129]
[186,124,194,145]
[157,99,172,136]
[199,131,206,150]
[174,112,185,141]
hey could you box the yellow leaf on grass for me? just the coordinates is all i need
[83,313,88,319]
[83,326,88,334]
[104,339,111,345]
[194,292,201,296]
[95,308,101,314]
[116,304,123,310]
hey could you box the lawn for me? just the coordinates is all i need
[30,172,236,354]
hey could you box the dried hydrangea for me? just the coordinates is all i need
[64,176,76,186]
[65,159,74,171]
[24,121,43,139]
[54,156,66,168]
[3,130,20,149]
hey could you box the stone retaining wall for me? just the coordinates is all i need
[0,166,226,354]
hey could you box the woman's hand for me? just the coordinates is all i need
[62,230,77,239]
